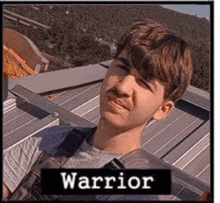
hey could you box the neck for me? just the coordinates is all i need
[92,118,144,154]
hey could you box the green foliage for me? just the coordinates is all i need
[4,4,210,91]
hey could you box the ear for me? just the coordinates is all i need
[153,100,174,121]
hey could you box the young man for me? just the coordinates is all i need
[3,19,193,200]
[93,19,192,154]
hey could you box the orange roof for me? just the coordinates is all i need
[4,44,36,79]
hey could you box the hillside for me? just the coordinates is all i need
[3,4,210,91]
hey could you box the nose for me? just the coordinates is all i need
[115,75,135,97]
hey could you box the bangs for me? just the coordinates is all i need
[127,36,192,101]
[114,19,193,102]
[128,45,167,83]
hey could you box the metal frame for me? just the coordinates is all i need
[9,85,95,128]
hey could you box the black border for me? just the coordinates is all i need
[1,1,214,202]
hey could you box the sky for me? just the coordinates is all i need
[161,4,210,20]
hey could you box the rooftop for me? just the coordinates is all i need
[3,60,210,201]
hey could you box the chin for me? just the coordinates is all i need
[100,113,143,133]
[100,111,127,129]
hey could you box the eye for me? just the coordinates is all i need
[116,64,130,77]
[118,64,129,72]
[138,79,153,92]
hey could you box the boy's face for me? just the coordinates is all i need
[99,49,173,131]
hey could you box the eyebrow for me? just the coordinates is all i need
[117,57,130,67]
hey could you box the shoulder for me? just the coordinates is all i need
[39,126,96,155]
[38,125,76,155]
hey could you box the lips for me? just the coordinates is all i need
[106,92,132,111]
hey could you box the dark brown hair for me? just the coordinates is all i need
[114,19,193,102]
